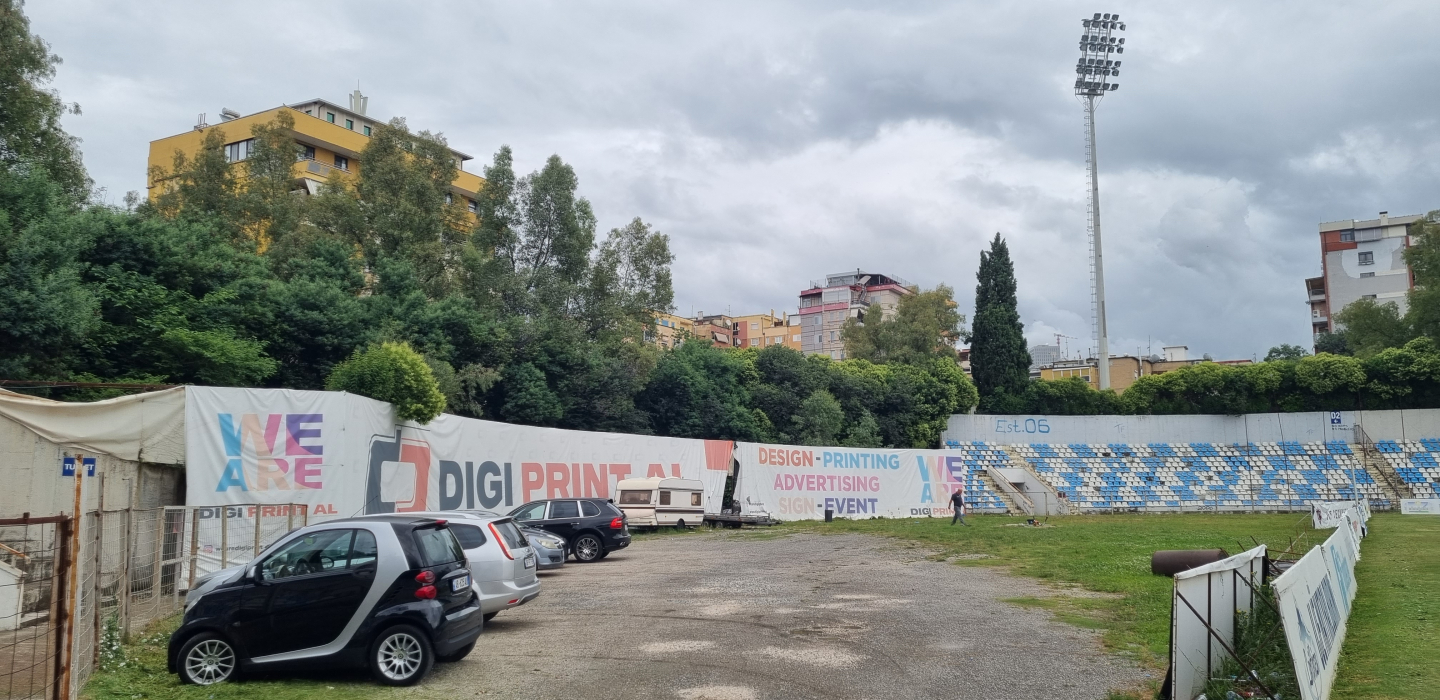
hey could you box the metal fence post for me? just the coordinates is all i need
[119,508,132,642]
[150,511,162,599]
[51,516,73,700]
[187,508,199,591]
[254,506,262,560]
[220,507,229,570]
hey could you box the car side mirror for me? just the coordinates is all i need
[247,564,264,584]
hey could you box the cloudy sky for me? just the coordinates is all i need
[29,1,1440,361]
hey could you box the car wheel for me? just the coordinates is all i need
[573,533,604,562]
[178,633,238,685]
[482,612,498,622]
[437,642,475,663]
[369,624,434,686]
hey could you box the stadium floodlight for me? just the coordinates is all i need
[1073,12,1128,390]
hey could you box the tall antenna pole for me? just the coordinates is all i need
[1073,11,1126,390]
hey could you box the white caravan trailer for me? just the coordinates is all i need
[615,477,706,528]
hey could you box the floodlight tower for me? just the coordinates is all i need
[1074,12,1126,390]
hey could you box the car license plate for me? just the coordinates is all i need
[524,553,536,569]
[450,574,470,592]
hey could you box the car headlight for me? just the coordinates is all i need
[537,537,563,549]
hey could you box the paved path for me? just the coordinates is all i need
[424,530,1150,699]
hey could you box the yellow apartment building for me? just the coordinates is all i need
[731,312,802,352]
[650,313,694,350]
[147,91,484,207]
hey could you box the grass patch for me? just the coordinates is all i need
[82,616,400,700]
[1332,513,1440,700]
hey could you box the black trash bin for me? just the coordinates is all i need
[824,508,834,522]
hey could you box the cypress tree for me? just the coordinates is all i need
[971,233,1031,410]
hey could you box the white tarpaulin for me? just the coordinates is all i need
[1169,545,1267,700]
[182,387,733,570]
[0,387,186,464]
[1274,516,1361,700]
[732,443,974,520]
[1400,499,1440,514]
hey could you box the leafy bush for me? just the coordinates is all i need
[326,342,446,423]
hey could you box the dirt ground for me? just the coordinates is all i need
[422,529,1152,700]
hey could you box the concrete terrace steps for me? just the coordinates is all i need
[974,470,1021,515]
[1359,443,1415,501]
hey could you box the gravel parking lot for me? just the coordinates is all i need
[424,529,1150,699]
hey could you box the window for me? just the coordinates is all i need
[1339,231,1355,242]
[445,192,453,205]
[512,502,547,522]
[350,530,378,567]
[603,501,623,516]
[750,322,759,330]
[299,144,315,161]
[659,491,671,506]
[792,334,801,342]
[304,109,312,115]
[260,529,358,581]
[619,490,652,505]
[691,492,702,506]
[491,519,527,548]
[414,526,464,566]
[830,331,838,341]
[550,501,580,519]
[224,139,253,163]
[345,119,354,130]
[815,335,822,344]
[1361,272,1375,278]
[449,523,488,549]
[467,199,477,214]
[1358,251,1374,265]
[334,155,349,170]
[580,501,600,517]
[363,125,372,136]
[750,338,758,346]
[326,112,336,123]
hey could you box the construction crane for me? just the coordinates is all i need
[1055,333,1078,359]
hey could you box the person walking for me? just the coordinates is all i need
[949,489,968,526]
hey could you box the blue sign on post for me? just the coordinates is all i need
[61,456,76,477]
[1330,411,1343,425]
[83,457,96,477]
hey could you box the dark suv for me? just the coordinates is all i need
[509,498,631,563]
[168,516,482,686]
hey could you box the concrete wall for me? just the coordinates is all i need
[0,412,183,517]
[945,409,1440,445]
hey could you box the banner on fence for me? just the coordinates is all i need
[1274,516,1361,700]
[1311,500,1371,530]
[1169,545,1267,700]
[1400,498,1440,515]
[184,387,733,564]
[732,443,976,520]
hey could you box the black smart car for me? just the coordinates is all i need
[168,516,483,686]
[509,498,631,563]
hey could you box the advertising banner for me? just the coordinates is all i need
[732,443,975,520]
[1274,518,1361,700]
[1169,545,1267,700]
[1400,498,1440,515]
[184,387,733,565]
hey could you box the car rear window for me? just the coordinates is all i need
[618,490,651,505]
[450,523,488,549]
[414,526,465,566]
[603,501,622,516]
[580,501,600,517]
[491,519,528,549]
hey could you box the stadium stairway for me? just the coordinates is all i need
[1358,440,1415,501]
[975,470,1021,514]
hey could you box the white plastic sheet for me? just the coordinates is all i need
[1169,545,1267,700]
[0,387,186,463]
[1274,518,1361,700]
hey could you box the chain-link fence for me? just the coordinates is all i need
[0,505,306,700]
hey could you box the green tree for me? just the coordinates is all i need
[792,389,845,445]
[1333,298,1411,357]
[1264,344,1308,362]
[1313,331,1349,356]
[842,284,964,363]
[326,341,446,423]
[582,217,674,337]
[636,340,765,441]
[0,0,87,196]
[970,233,1030,410]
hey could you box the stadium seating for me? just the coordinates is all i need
[1374,439,1440,499]
[948,440,1390,512]
[938,441,1013,512]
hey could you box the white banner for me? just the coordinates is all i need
[1311,500,1369,530]
[1169,545,1267,700]
[1274,518,1361,700]
[1400,498,1440,515]
[184,386,733,522]
[733,443,981,520]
